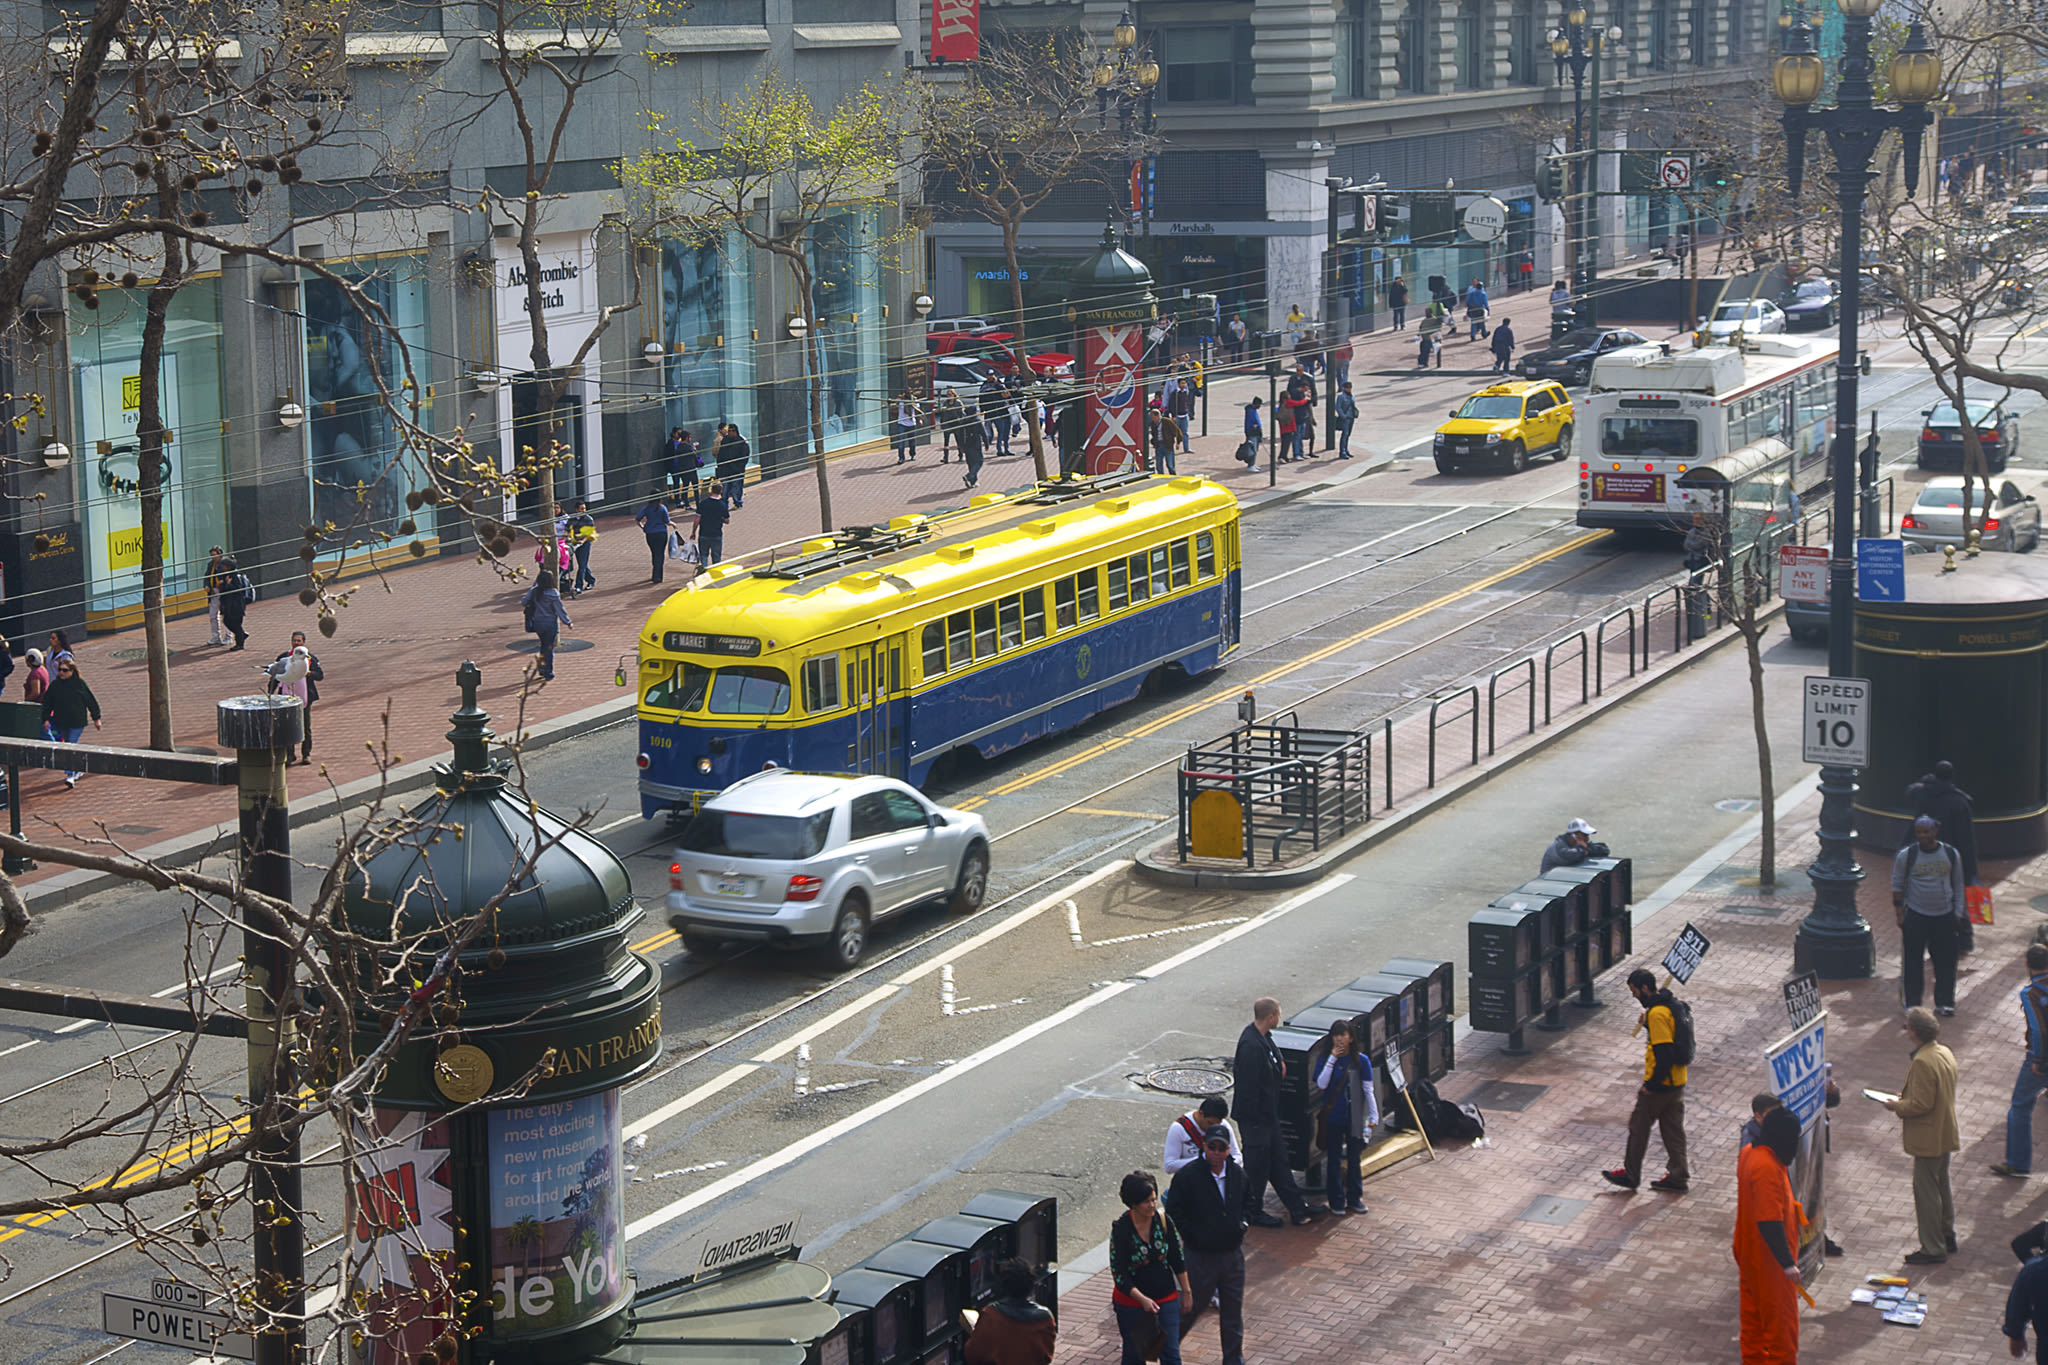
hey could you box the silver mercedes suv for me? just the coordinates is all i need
[667,770,991,968]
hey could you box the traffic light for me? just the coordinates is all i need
[1537,155,1567,204]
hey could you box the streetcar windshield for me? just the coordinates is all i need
[677,809,832,860]
[1599,416,1699,459]
[643,662,791,715]
[1455,396,1524,420]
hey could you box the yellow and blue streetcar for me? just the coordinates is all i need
[633,471,1243,818]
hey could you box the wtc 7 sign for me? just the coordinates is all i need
[1802,676,1870,767]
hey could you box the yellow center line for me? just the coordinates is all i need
[979,530,1601,799]
[0,1102,267,1245]
[633,927,680,954]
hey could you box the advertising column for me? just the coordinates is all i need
[493,232,604,513]
[1081,324,1144,475]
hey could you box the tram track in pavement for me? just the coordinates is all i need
[0,491,1611,1294]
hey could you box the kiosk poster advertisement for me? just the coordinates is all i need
[346,1109,457,1365]
[1765,1013,1829,1278]
[487,1090,626,1336]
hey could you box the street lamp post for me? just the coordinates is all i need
[1095,9,1160,233]
[1774,2,1941,977]
[1551,10,1623,326]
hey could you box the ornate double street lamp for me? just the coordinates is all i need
[1550,9,1623,325]
[1094,9,1159,133]
[1774,2,1942,976]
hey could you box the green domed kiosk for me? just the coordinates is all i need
[1854,549,2048,857]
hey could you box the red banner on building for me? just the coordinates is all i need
[931,0,979,62]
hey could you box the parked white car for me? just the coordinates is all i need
[667,771,991,968]
[1704,297,1787,341]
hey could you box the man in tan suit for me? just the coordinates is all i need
[1884,1006,1961,1264]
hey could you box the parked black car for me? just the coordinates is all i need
[1780,278,1840,330]
[1514,327,1651,386]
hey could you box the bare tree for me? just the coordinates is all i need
[910,32,1147,479]
[623,69,905,533]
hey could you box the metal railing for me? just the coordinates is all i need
[1177,714,1371,867]
[1427,687,1479,787]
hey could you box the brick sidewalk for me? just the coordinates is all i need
[5,420,1375,880]
[1055,795,2048,1364]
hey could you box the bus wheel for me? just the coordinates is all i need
[824,895,870,969]
[1555,424,1574,461]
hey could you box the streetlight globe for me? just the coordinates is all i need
[1836,0,1881,15]
[1772,50,1824,104]
[1093,58,1115,89]
[1778,8,1792,27]
[1112,11,1137,50]
[1568,8,1587,27]
[1605,23,1622,40]
[1551,33,1570,55]
[1136,56,1160,88]
[1887,21,1941,103]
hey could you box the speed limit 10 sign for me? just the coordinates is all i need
[1803,675,1871,767]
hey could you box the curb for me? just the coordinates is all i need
[17,462,1384,913]
[1134,601,1783,889]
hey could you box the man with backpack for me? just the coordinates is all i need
[1893,814,1967,1015]
[1603,968,1692,1193]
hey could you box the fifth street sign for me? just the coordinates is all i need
[1802,676,1871,767]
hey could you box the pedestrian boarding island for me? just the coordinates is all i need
[1175,713,1369,869]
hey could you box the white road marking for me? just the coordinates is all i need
[1243,509,1465,592]
[621,860,1133,1141]
[622,874,1352,1241]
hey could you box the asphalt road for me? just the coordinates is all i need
[1,320,2042,1361]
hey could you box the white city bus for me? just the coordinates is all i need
[1576,335,1837,535]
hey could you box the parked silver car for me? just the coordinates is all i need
[667,771,992,968]
[1900,475,2043,553]
[1704,297,1787,340]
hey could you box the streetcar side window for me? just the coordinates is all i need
[1171,540,1192,589]
[1108,560,1130,610]
[801,654,841,713]
[1022,587,1048,642]
[1078,569,1100,620]
[1196,531,1216,578]
[973,602,998,657]
[1055,577,1078,629]
[1150,546,1171,596]
[1127,552,1151,603]
[922,622,947,676]
[998,595,1024,651]
[645,661,712,713]
[948,611,973,668]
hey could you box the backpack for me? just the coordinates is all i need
[522,591,540,634]
[1387,1078,1486,1142]
[232,572,254,606]
[1663,995,1697,1067]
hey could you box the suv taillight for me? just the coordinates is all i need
[670,862,683,891]
[786,875,824,902]
[1901,514,1920,529]
[1985,517,2002,531]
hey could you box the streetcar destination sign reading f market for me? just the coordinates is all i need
[1802,675,1871,767]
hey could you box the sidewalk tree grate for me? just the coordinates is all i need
[108,825,160,837]
[1515,1195,1587,1226]
[110,648,149,661]
[1722,902,1790,918]
[1458,1079,1549,1112]
[1139,1063,1234,1096]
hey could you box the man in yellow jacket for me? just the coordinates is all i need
[1884,1006,1960,1264]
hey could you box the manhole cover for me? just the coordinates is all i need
[504,638,596,655]
[1715,798,1762,813]
[1723,902,1788,918]
[1141,1065,1233,1096]
[1517,1195,1587,1226]
[110,648,148,661]
[1459,1080,1550,1113]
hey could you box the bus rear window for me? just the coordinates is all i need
[1599,416,1698,459]
[706,666,790,715]
[678,809,832,860]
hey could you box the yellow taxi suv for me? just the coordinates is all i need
[1432,380,1576,475]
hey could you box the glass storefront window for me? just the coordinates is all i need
[807,209,884,452]
[303,256,430,545]
[662,235,758,449]
[69,278,228,616]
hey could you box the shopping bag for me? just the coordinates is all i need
[1968,884,1994,925]
[678,539,701,566]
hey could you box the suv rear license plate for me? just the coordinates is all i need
[715,876,753,897]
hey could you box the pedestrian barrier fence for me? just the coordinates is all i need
[1468,857,1633,1054]
[1272,959,1456,1172]
[1176,715,1369,867]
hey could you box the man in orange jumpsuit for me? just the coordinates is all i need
[1734,1106,1805,1363]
